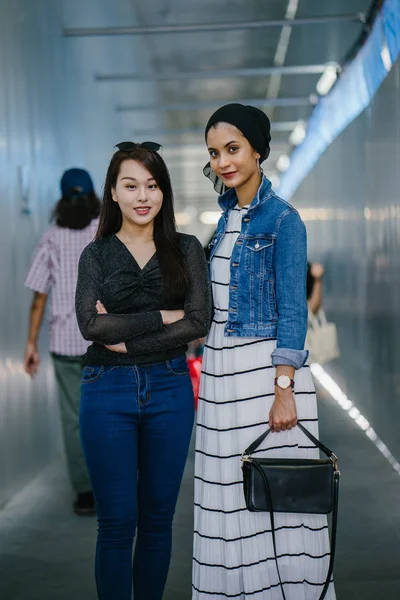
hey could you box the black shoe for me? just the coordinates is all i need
[73,491,96,516]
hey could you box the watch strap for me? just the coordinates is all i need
[274,376,295,389]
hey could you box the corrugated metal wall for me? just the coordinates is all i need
[0,0,160,507]
[0,0,65,508]
[292,59,400,460]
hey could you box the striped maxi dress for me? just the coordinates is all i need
[192,205,336,600]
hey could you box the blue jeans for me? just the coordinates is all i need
[80,357,194,600]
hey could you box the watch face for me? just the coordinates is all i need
[277,375,291,389]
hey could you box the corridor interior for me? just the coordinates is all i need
[1,0,400,598]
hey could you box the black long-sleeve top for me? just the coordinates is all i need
[75,233,211,366]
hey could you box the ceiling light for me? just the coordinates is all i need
[364,207,371,220]
[316,64,338,96]
[175,213,192,226]
[381,44,392,72]
[268,173,280,188]
[276,154,291,172]
[200,211,222,225]
[289,120,307,146]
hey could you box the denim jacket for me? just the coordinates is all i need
[209,174,309,369]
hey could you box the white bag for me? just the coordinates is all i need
[305,308,340,365]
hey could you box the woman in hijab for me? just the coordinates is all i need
[193,104,336,599]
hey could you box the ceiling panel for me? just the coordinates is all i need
[146,29,282,73]
[62,0,377,221]
[135,0,289,24]
[297,0,371,18]
[284,21,366,66]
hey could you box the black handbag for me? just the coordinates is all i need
[241,422,340,600]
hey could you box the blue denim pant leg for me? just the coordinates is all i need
[79,358,194,600]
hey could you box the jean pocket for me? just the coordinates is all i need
[81,365,104,384]
[244,237,275,278]
[166,357,190,376]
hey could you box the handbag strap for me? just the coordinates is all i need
[308,310,319,329]
[252,461,339,600]
[244,422,337,464]
[308,308,328,328]
[245,422,340,599]
[318,309,328,326]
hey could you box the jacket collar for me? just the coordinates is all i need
[218,173,272,213]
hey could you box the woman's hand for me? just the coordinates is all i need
[269,388,298,432]
[310,262,324,280]
[160,310,185,325]
[105,342,128,353]
[269,365,297,432]
[95,301,127,353]
[96,300,108,315]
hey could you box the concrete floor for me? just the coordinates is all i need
[1,390,400,600]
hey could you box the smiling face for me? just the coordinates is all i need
[111,159,163,228]
[206,122,260,190]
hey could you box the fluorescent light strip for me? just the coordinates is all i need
[310,363,400,476]
[289,120,307,146]
[316,64,338,96]
[265,0,299,103]
[277,154,291,172]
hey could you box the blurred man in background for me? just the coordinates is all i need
[24,168,100,515]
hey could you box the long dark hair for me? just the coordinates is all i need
[52,190,101,230]
[96,147,189,303]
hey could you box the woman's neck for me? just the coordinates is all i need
[235,170,262,208]
[117,219,154,244]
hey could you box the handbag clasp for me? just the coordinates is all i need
[330,452,340,474]
[241,452,252,463]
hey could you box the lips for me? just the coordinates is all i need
[221,171,237,179]
[134,207,151,215]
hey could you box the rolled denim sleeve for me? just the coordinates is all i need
[270,210,309,370]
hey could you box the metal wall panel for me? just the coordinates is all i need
[0,0,65,509]
[0,0,160,508]
[291,60,400,460]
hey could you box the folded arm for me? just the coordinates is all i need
[75,246,164,344]
[124,236,211,356]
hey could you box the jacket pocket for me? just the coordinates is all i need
[244,237,275,278]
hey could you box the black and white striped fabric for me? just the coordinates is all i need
[192,206,336,599]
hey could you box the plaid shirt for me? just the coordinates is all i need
[25,219,99,356]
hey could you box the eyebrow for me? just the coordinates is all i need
[121,177,155,181]
[208,140,240,151]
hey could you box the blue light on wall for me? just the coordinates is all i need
[278,0,400,200]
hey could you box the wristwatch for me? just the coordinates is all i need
[274,375,295,390]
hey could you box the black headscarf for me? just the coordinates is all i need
[203,103,271,193]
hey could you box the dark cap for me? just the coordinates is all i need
[60,168,94,197]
